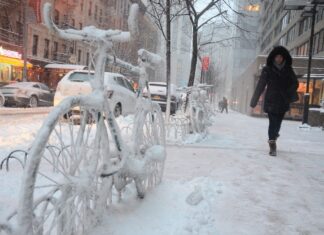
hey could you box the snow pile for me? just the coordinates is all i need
[183,133,208,144]
[90,177,221,235]
[298,123,312,130]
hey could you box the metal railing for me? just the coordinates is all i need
[0,27,22,46]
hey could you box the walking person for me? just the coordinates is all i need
[250,46,299,156]
[218,99,223,112]
[221,97,228,113]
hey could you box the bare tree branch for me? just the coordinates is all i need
[199,36,240,47]
[198,10,227,30]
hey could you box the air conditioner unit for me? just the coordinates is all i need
[284,0,308,10]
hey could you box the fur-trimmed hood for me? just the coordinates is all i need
[266,46,292,67]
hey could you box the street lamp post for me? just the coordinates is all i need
[283,0,324,124]
[302,3,317,124]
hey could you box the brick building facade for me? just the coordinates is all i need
[0,0,158,85]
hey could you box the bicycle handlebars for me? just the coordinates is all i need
[43,3,138,44]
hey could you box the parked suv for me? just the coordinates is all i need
[54,70,136,117]
[145,82,180,114]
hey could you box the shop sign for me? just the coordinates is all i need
[0,47,22,59]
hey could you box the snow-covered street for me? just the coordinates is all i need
[1,111,324,234]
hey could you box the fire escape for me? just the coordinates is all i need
[0,0,22,48]
[54,0,78,63]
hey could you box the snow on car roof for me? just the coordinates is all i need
[3,82,40,87]
[69,70,124,78]
[45,64,87,70]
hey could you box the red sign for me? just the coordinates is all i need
[29,0,42,23]
[202,57,210,72]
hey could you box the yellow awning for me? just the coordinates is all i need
[0,55,33,68]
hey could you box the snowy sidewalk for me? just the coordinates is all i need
[0,111,324,234]
[93,111,324,235]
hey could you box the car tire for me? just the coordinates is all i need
[114,103,122,117]
[0,94,4,107]
[29,95,38,108]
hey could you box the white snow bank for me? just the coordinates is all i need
[90,177,222,235]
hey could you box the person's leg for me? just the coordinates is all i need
[274,112,285,139]
[225,106,228,113]
[268,113,278,141]
[268,113,277,156]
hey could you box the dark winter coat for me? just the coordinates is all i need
[250,46,299,114]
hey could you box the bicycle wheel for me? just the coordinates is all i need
[16,96,113,235]
[196,109,206,133]
[132,101,166,198]
[190,106,206,133]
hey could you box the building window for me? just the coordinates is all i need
[54,9,60,25]
[316,7,324,22]
[297,41,309,56]
[86,52,89,65]
[16,21,23,35]
[99,9,103,23]
[317,30,324,53]
[95,5,98,20]
[279,34,287,46]
[78,49,82,63]
[282,12,290,30]
[44,39,50,59]
[53,41,58,60]
[89,1,92,16]
[299,17,311,36]
[287,24,297,44]
[62,44,66,53]
[79,23,83,29]
[32,35,38,56]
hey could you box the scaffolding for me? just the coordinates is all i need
[53,0,79,63]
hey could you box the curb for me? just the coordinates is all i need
[0,107,53,115]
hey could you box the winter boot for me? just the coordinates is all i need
[268,140,277,156]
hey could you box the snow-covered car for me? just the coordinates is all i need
[0,82,54,107]
[145,82,180,114]
[54,70,136,117]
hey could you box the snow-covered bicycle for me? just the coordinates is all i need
[185,85,214,133]
[1,3,166,235]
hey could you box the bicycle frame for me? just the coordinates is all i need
[9,3,166,234]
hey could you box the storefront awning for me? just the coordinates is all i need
[0,55,33,68]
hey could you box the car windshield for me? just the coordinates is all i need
[68,72,95,82]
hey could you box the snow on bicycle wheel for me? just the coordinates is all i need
[132,101,166,198]
[16,101,114,235]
